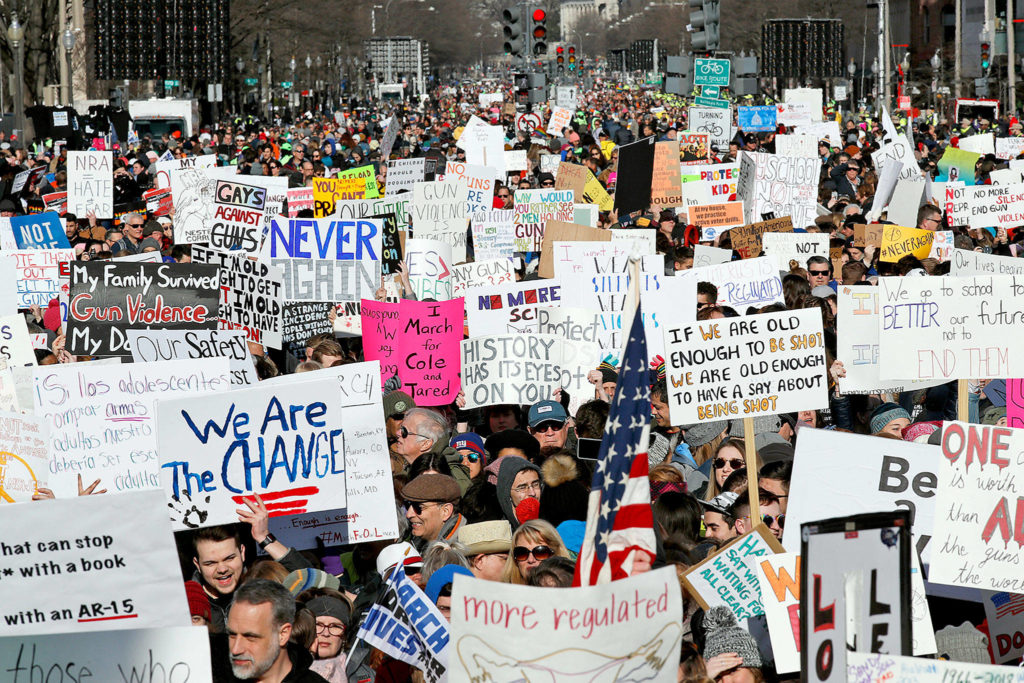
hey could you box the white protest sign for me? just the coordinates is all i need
[465,279,562,337]
[996,137,1024,160]
[0,314,36,368]
[885,178,926,227]
[405,237,453,301]
[950,247,1024,276]
[157,376,346,531]
[609,228,656,254]
[664,308,828,426]
[191,245,283,349]
[878,275,1024,380]
[169,162,217,243]
[690,256,784,311]
[689,106,732,152]
[387,158,426,195]
[504,149,528,172]
[66,151,112,218]
[836,286,945,395]
[207,178,267,253]
[989,167,1024,185]
[546,105,574,136]
[0,369,20,412]
[2,249,75,309]
[0,410,49,502]
[127,328,256,386]
[155,153,216,189]
[774,134,819,159]
[959,133,995,156]
[984,590,1024,663]
[945,182,1024,229]
[848,652,1024,683]
[450,567,682,683]
[737,152,819,229]
[775,102,815,126]
[761,232,829,271]
[457,116,506,177]
[471,209,515,261]
[461,334,567,409]
[451,259,514,298]
[929,229,954,261]
[536,306,603,415]
[798,120,844,146]
[0,255,15,316]
[682,526,782,619]
[0,489,189,635]
[513,189,575,252]
[783,87,823,117]
[555,85,578,109]
[694,245,732,267]
[443,161,495,215]
[756,553,801,673]
[410,180,469,262]
[33,358,231,497]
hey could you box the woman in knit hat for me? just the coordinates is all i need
[297,587,352,683]
[870,402,912,437]
[700,606,765,682]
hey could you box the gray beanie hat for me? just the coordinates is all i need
[702,606,763,669]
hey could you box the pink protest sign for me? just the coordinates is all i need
[362,297,464,405]
[1007,379,1024,428]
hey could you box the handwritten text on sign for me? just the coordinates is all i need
[461,335,564,409]
[664,308,827,425]
[512,189,574,252]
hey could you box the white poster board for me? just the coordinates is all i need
[761,232,829,271]
[689,256,784,311]
[67,151,113,218]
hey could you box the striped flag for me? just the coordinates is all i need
[573,304,656,586]
[991,591,1024,619]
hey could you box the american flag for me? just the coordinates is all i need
[573,304,656,586]
[990,592,1024,619]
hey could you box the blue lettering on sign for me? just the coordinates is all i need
[12,212,71,249]
[267,217,380,261]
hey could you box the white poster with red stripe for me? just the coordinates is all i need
[156,376,346,531]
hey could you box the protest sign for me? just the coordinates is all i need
[950,247,1024,276]
[405,237,453,301]
[691,161,740,201]
[41,191,67,215]
[928,229,954,261]
[996,136,1024,160]
[444,161,494,214]
[761,231,829,270]
[853,223,885,248]
[191,246,283,349]
[848,652,1023,683]
[458,116,506,176]
[11,213,69,250]
[738,152,819,229]
[512,189,575,252]
[836,286,944,395]
[461,334,567,408]
[535,306,603,415]
[664,308,828,425]
[937,147,981,184]
[774,133,819,159]
[157,376,346,530]
[207,178,266,253]
[691,256,784,310]
[127,329,256,386]
[0,626,212,681]
[451,259,514,297]
[537,220,610,279]
[682,525,783,618]
[410,180,469,261]
[879,224,933,263]
[583,168,614,210]
[66,151,112,218]
[313,174,375,217]
[370,212,403,276]
[155,153,216,189]
[357,563,449,682]
[262,217,383,303]
[694,245,732,267]
[574,203,599,227]
[282,301,333,345]
[614,137,656,214]
[678,131,710,164]
[338,165,380,198]
[504,149,528,171]
[689,106,731,152]
[801,511,912,683]
[0,489,189,635]
[286,186,314,216]
[0,314,36,368]
[959,133,995,156]
[554,161,587,200]
[465,279,562,337]
[650,141,682,209]
[169,161,217,243]
[362,298,463,405]
[546,105,574,135]
[943,183,1024,228]
[0,368,19,412]
[738,105,776,132]
[450,567,682,683]
[775,102,815,126]
[885,179,926,227]
[471,209,515,261]
[0,410,48,502]
[65,262,220,357]
[756,553,801,673]
[142,187,173,216]
[387,158,426,195]
[2,249,74,309]
[729,216,794,259]
[335,300,365,336]
[877,275,1024,380]
[380,114,401,158]
[686,201,745,240]
[34,358,230,496]
[555,85,578,108]
[610,228,656,255]
[984,589,1024,663]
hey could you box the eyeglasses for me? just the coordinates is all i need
[400,425,429,440]
[497,193,510,198]
[541,181,554,187]
[512,480,542,495]
[713,458,743,470]
[461,452,480,463]
[762,513,786,528]
[404,500,439,515]
[315,623,345,636]
[809,269,830,276]
[532,421,564,433]
[513,545,553,562]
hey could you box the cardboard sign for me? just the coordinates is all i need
[738,105,777,132]
[738,152,819,230]
[729,216,794,259]
[0,410,49,502]
[537,220,611,279]
[756,553,801,673]
[950,247,1024,276]
[853,223,885,249]
[687,201,745,240]
[878,275,1024,380]
[554,162,587,200]
[191,246,283,349]
[451,259,514,298]
[682,525,783,618]
[282,301,333,345]
[387,158,426,195]
[0,314,37,368]
[694,245,732,267]
[848,652,1021,683]
[262,217,383,303]
[471,209,515,261]
[0,489,189,634]
[169,160,217,243]
[465,279,562,337]
[679,131,710,164]
[650,141,682,209]
[410,180,469,262]
[461,334,568,408]
[443,161,494,214]
[513,189,575,252]
[664,308,828,425]
[405,237,453,301]
[361,298,463,405]
[126,328,256,386]
[690,256,784,310]
[2,249,75,309]
[761,232,830,270]
[614,137,656,215]
[449,567,682,682]
[65,262,220,357]
[879,224,933,263]
[67,151,113,218]
[157,376,346,530]
[33,358,231,497]
[801,511,912,683]
[546,105,574,135]
[11,213,70,250]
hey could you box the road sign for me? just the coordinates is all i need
[694,95,729,109]
[897,95,911,111]
[701,85,721,98]
[244,78,258,86]
[280,81,293,89]
[163,79,180,88]
[834,85,847,100]
[694,58,730,87]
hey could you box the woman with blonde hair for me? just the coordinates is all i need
[704,439,762,501]
[501,519,570,584]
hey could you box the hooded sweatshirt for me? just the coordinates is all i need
[496,456,542,528]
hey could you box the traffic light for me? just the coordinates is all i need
[689,0,720,52]
[568,45,577,71]
[503,8,524,57]
[556,45,565,73]
[532,8,548,56]
[981,41,991,71]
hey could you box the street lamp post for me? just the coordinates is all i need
[61,27,76,106]
[871,58,879,111]
[235,57,245,115]
[847,59,856,112]
[8,12,25,147]
[930,49,941,113]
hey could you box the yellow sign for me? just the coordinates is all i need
[879,224,933,263]
[583,170,613,211]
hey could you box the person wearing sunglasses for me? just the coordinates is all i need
[400,473,465,550]
[705,438,759,502]
[527,400,571,458]
[497,456,543,528]
[495,184,513,209]
[501,519,570,584]
[728,489,784,540]
[805,255,833,291]
[450,432,486,479]
[394,407,447,467]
